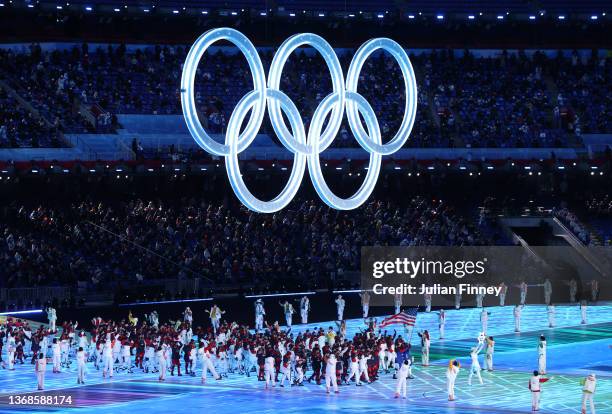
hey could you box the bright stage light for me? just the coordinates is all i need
[0,309,44,316]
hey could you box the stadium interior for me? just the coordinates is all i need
[0,1,610,413]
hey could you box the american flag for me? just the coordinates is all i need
[379,307,418,328]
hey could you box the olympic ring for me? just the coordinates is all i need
[181,27,418,213]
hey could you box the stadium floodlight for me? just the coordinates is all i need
[591,15,598,20]
[408,15,415,19]
[529,15,536,20]
[143,8,149,12]
[289,13,295,16]
[497,15,504,19]
[436,14,444,19]
[85,6,92,11]
[181,28,418,213]
[558,15,565,20]
[468,15,475,19]
[28,4,34,7]
[201,10,207,14]
[172,10,179,14]
[377,14,384,18]
[318,13,325,17]
[0,309,44,316]
[113,8,120,12]
[56,5,63,9]
[231,11,237,15]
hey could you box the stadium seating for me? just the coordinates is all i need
[0,197,493,289]
[0,43,609,150]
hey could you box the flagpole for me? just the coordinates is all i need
[407,306,419,345]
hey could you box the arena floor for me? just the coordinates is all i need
[1,304,611,414]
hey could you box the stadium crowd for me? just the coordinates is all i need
[0,89,59,148]
[0,197,492,290]
[0,43,609,148]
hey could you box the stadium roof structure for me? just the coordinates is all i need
[3,0,609,18]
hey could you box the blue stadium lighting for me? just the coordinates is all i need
[118,298,213,307]
[85,6,92,11]
[497,15,504,20]
[63,169,69,173]
[0,309,44,316]
[394,166,401,170]
[245,292,316,299]
[558,15,565,20]
[332,289,365,294]
[200,167,207,171]
[89,169,96,173]
[231,11,237,15]
[142,8,149,12]
[260,12,266,16]
[529,15,536,20]
[56,5,62,9]
[524,166,531,170]
[289,13,295,17]
[172,10,179,14]
[257,167,264,171]
[281,167,288,171]
[459,166,467,170]
[377,14,384,18]
[335,167,343,170]
[408,15,415,19]
[468,15,475,20]
[113,8,120,12]
[116,168,123,172]
[348,13,355,17]
[436,15,444,20]
[201,10,207,14]
[27,4,34,7]
[427,166,435,170]
[147,168,154,172]
[318,13,325,17]
[558,166,565,170]
[0,4,4,7]
[591,15,598,20]
[591,166,599,169]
